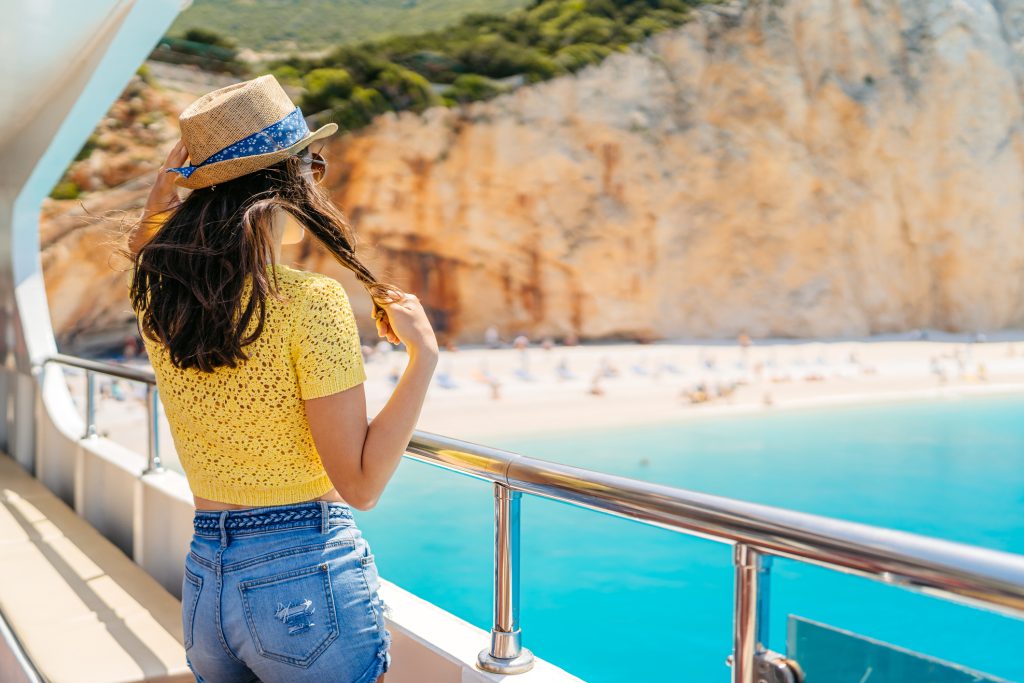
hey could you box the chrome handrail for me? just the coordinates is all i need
[40,353,1024,682]
[46,352,154,384]
[44,353,165,474]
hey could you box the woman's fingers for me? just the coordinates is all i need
[163,139,188,169]
[375,314,399,345]
[374,291,428,347]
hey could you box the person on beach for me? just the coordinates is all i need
[555,357,575,380]
[123,75,438,683]
[597,355,619,378]
[484,324,501,348]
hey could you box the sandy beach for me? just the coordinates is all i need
[61,331,1024,473]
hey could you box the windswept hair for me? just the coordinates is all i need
[121,150,404,372]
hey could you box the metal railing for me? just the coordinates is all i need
[41,352,1024,681]
[45,353,165,474]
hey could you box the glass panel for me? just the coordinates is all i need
[787,616,1011,683]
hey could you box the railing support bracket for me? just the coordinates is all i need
[728,545,803,683]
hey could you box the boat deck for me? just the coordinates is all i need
[0,453,191,683]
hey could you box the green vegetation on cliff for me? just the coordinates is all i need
[169,0,531,53]
[270,0,704,132]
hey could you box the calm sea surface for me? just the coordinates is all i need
[356,394,1024,682]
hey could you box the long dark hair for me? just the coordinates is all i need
[122,149,404,372]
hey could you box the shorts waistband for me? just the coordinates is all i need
[193,500,354,538]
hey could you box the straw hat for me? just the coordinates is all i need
[165,74,338,190]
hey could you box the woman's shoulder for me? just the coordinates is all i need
[273,264,337,285]
[272,265,348,301]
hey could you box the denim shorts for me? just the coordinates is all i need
[182,500,392,683]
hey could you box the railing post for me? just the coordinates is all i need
[477,482,534,674]
[731,543,768,683]
[757,554,772,647]
[142,384,164,474]
[84,370,97,439]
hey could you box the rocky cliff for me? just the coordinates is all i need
[44,0,1024,350]
[41,79,196,353]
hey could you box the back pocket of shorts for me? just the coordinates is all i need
[238,563,340,668]
[182,567,203,650]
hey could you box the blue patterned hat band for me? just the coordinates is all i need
[166,106,310,179]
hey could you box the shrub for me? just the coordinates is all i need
[301,68,356,111]
[392,50,464,83]
[456,35,559,80]
[182,27,236,51]
[74,134,101,162]
[50,181,80,200]
[563,15,616,44]
[373,65,438,112]
[270,64,304,86]
[554,43,612,72]
[327,87,390,131]
[135,63,153,85]
[320,46,393,84]
[446,74,503,103]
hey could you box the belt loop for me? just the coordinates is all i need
[219,511,229,547]
[320,500,328,534]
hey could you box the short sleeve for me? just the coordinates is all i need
[291,277,367,400]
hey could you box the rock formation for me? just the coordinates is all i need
[42,0,1024,350]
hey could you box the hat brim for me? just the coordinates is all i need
[170,122,339,190]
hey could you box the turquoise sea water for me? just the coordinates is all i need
[356,395,1024,682]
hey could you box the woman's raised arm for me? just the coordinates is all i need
[129,139,188,255]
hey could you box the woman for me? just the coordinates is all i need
[124,75,438,683]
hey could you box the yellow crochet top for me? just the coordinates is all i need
[129,225,366,506]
